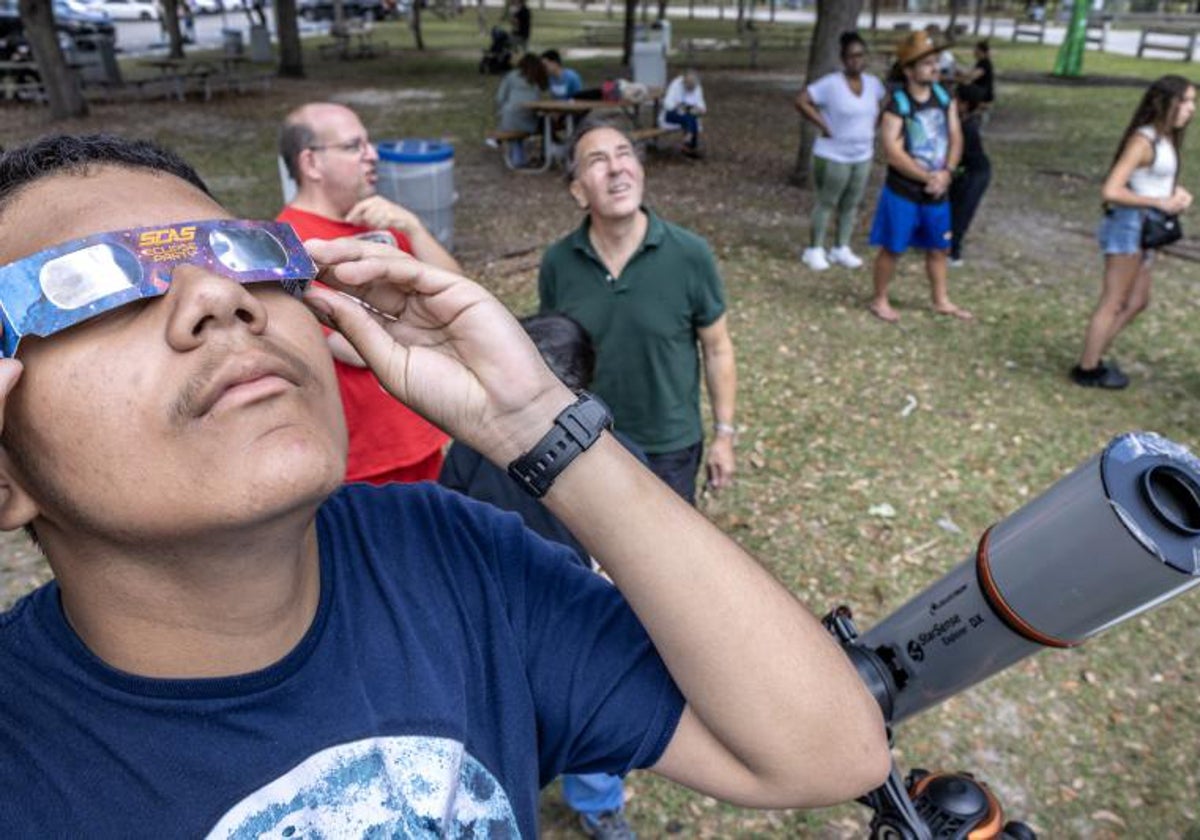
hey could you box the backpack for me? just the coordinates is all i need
[891,82,951,119]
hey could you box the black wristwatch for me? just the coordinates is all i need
[507,392,613,498]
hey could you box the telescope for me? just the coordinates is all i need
[826,431,1200,839]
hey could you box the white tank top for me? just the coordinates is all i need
[1127,126,1177,199]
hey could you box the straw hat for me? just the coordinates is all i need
[896,30,941,67]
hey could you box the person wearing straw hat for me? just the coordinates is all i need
[867,30,972,323]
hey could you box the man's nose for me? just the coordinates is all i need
[163,266,269,352]
[364,140,379,162]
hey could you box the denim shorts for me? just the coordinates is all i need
[1097,206,1146,255]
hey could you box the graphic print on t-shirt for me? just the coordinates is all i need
[906,107,948,173]
[207,736,518,838]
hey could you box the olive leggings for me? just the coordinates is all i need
[810,156,873,249]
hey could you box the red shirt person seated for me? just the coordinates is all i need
[278,102,461,483]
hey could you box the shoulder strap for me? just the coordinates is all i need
[932,82,951,109]
[892,88,911,118]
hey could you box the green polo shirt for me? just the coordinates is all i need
[538,209,726,454]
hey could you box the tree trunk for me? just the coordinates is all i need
[621,0,636,66]
[736,0,745,32]
[656,0,667,21]
[160,0,185,59]
[791,0,863,185]
[18,0,87,119]
[275,0,304,78]
[973,0,983,35]
[870,0,878,32]
[947,0,960,42]
[411,0,425,50]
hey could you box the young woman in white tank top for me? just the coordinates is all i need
[1071,75,1196,389]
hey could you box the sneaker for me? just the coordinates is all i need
[828,245,864,269]
[484,137,500,149]
[579,810,637,840]
[1070,363,1129,390]
[801,246,830,271]
[948,257,964,268]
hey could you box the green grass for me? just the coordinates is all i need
[3,10,1200,838]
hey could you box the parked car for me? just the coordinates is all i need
[192,0,225,14]
[297,0,389,22]
[0,0,117,62]
[53,0,117,37]
[93,0,158,20]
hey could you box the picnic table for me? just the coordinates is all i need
[139,57,219,101]
[320,18,387,60]
[136,56,272,101]
[0,61,45,103]
[580,20,623,46]
[514,90,665,173]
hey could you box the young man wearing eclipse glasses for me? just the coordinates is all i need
[0,134,888,835]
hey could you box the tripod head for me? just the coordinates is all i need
[830,432,1200,838]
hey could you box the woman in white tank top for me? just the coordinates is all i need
[1071,75,1196,389]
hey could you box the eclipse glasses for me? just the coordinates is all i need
[0,219,317,358]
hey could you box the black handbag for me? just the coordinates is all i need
[1142,208,1183,250]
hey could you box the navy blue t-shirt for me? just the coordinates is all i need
[0,484,684,836]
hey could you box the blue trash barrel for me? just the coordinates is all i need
[375,139,456,250]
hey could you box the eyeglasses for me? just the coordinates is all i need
[308,137,372,156]
[0,219,316,358]
[844,51,867,60]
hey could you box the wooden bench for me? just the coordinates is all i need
[1137,27,1197,61]
[630,125,680,150]
[1086,18,1109,51]
[485,129,541,171]
[1011,19,1046,44]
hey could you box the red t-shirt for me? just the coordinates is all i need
[277,206,449,482]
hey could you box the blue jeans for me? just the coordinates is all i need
[663,109,701,149]
[563,772,625,817]
[645,440,703,505]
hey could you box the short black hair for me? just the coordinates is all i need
[540,48,562,64]
[0,133,210,215]
[976,39,990,53]
[839,30,867,57]
[565,111,638,180]
[519,313,595,392]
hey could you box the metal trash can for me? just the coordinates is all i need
[70,34,122,86]
[631,40,666,89]
[222,28,245,57]
[375,140,457,251]
[249,24,272,62]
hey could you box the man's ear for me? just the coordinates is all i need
[0,451,40,531]
[568,178,589,211]
[297,148,323,185]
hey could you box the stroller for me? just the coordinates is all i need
[479,26,513,75]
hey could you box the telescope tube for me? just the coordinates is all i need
[856,432,1200,724]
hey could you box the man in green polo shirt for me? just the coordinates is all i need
[538,116,738,504]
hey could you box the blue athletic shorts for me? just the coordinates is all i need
[869,184,952,253]
[1097,206,1145,255]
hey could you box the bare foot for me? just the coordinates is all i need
[868,302,900,323]
[933,303,974,321]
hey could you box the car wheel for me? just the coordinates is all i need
[139,11,152,19]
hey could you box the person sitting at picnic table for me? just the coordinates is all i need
[495,52,549,168]
[660,69,707,157]
[542,49,582,100]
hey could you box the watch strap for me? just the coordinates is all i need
[507,392,613,498]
